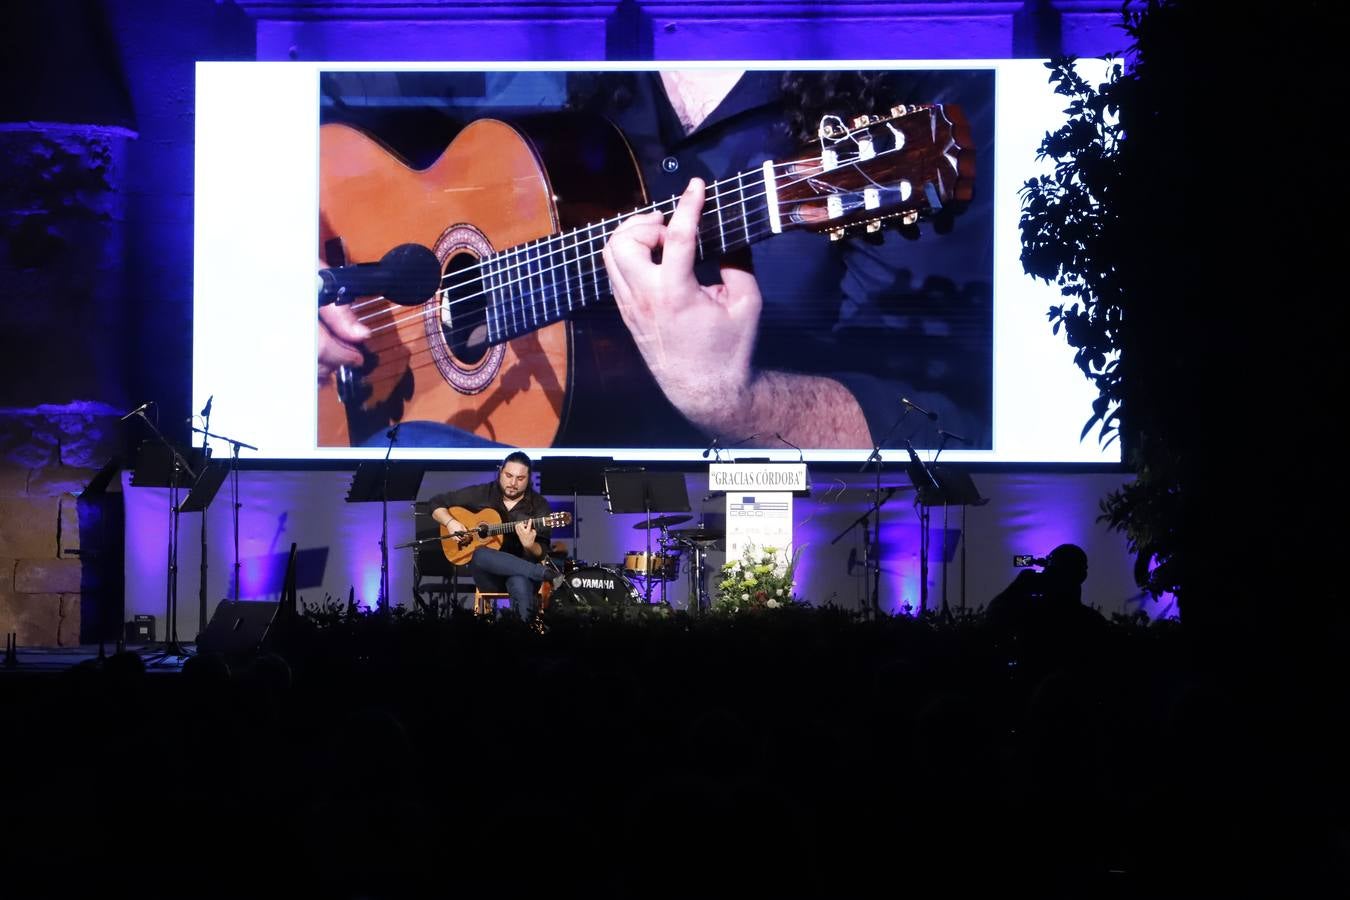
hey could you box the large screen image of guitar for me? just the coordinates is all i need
[315,68,993,453]
[192,60,1115,463]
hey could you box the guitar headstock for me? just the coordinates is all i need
[773,103,974,240]
[543,511,573,529]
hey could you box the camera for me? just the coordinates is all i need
[1013,554,1046,568]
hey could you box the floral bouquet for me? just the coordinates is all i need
[714,544,802,613]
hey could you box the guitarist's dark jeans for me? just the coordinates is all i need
[467,547,548,615]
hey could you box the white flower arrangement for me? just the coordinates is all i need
[715,544,802,613]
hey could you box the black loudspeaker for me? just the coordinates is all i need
[197,600,279,655]
[125,614,155,644]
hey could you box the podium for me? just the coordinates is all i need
[707,462,808,562]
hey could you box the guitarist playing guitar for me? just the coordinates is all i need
[428,451,567,618]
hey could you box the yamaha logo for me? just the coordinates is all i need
[571,576,615,590]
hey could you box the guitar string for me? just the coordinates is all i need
[352,154,899,348]
[350,208,783,372]
[330,122,948,380]
[332,156,824,318]
[336,107,943,319]
[340,156,929,385]
[339,199,817,396]
[338,163,812,325]
[352,173,909,364]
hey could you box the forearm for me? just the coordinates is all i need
[686,369,871,449]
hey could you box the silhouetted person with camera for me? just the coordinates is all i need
[986,543,1105,637]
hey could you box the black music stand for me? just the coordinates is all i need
[539,456,612,564]
[77,457,125,661]
[909,463,988,616]
[130,441,205,658]
[409,500,472,616]
[604,468,690,604]
[179,460,228,638]
[346,461,426,610]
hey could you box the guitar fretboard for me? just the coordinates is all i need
[472,514,559,536]
[480,168,772,345]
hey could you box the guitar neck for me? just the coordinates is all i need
[472,103,968,346]
[480,513,553,536]
[481,167,773,345]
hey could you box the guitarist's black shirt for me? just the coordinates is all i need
[427,481,552,560]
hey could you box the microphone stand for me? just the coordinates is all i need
[133,410,196,660]
[934,432,953,619]
[197,406,212,640]
[854,408,911,617]
[903,439,941,617]
[378,427,398,611]
[191,426,258,603]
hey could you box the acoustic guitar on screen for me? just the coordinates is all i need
[317,104,974,448]
[439,507,573,566]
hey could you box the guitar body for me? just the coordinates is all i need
[439,506,509,566]
[439,505,572,567]
[318,113,649,447]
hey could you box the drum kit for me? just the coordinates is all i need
[551,514,726,614]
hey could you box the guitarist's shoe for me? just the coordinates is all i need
[541,556,567,591]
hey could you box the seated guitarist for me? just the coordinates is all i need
[427,451,564,618]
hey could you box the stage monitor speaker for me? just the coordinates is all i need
[125,614,155,644]
[198,600,279,655]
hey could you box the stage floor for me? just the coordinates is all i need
[1,644,190,673]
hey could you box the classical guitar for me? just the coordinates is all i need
[439,506,573,567]
[318,105,973,448]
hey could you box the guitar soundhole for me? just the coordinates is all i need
[427,225,505,396]
[443,252,489,365]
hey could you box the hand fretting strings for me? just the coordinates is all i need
[341,115,912,389]
[347,156,814,336]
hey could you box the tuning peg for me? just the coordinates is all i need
[851,114,871,129]
[890,104,905,118]
[828,228,846,241]
[866,221,882,234]
[901,210,919,225]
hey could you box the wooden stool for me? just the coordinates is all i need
[473,589,511,616]
[473,579,553,617]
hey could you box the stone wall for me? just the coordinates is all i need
[0,126,131,647]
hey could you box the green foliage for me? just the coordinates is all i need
[1017,0,1184,601]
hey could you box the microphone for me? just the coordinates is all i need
[900,397,939,421]
[200,394,214,419]
[773,432,805,463]
[386,422,402,442]
[937,428,972,446]
[317,243,442,307]
[706,432,763,458]
[120,401,152,421]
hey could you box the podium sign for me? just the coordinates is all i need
[710,464,806,561]
[708,463,807,493]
